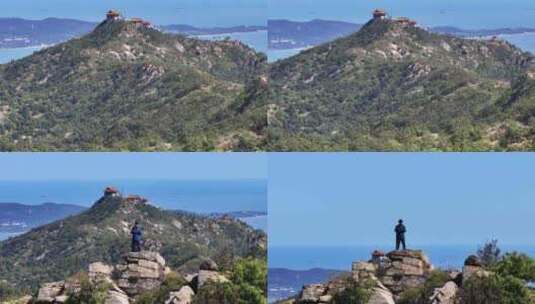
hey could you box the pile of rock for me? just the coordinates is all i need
[33,253,230,304]
[116,251,167,296]
[379,250,433,294]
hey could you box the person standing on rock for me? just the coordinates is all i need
[131,221,143,252]
[395,219,406,250]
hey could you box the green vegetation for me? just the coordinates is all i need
[136,272,187,304]
[0,196,266,292]
[397,270,451,304]
[0,19,267,151]
[477,239,502,267]
[457,241,535,304]
[269,18,535,151]
[331,278,374,304]
[458,274,531,304]
[193,258,267,304]
[65,272,111,304]
[494,252,535,282]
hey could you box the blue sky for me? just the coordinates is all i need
[0,153,267,181]
[1,0,266,27]
[5,0,535,28]
[269,153,535,247]
[269,0,535,28]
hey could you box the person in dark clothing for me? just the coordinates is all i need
[395,219,406,250]
[131,221,143,252]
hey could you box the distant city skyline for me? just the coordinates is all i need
[269,153,535,247]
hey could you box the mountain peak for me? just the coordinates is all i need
[0,190,265,290]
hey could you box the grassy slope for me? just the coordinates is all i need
[0,20,267,151]
[0,196,266,290]
[269,18,535,151]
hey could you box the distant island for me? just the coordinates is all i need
[0,17,266,48]
[268,19,535,50]
[0,202,86,233]
[269,268,344,303]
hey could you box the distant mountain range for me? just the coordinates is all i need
[0,202,86,233]
[0,17,266,48]
[268,19,535,50]
[268,268,345,303]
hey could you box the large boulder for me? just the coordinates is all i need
[165,286,195,304]
[36,281,65,303]
[297,284,327,303]
[105,289,129,304]
[352,261,377,282]
[89,262,114,282]
[197,270,229,289]
[379,250,433,295]
[116,251,166,297]
[368,282,395,304]
[429,281,458,304]
[199,259,218,271]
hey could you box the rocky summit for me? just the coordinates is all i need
[0,188,266,291]
[28,250,231,304]
[116,251,167,296]
[269,12,535,151]
[282,249,499,304]
[0,13,267,151]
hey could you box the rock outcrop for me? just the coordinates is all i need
[462,255,491,281]
[429,281,458,304]
[380,250,433,294]
[116,251,167,296]
[165,286,195,304]
[36,281,65,303]
[89,262,114,282]
[368,282,395,304]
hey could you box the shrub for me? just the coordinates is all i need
[65,272,110,304]
[477,239,502,267]
[135,271,187,304]
[495,252,535,282]
[458,274,531,304]
[331,279,374,304]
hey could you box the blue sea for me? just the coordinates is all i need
[269,245,535,271]
[0,31,267,64]
[198,30,267,53]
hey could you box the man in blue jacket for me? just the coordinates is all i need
[395,219,407,250]
[131,221,143,252]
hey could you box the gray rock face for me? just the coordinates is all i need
[368,282,395,304]
[298,284,327,303]
[105,289,130,304]
[380,250,433,295]
[165,286,195,304]
[36,281,65,303]
[199,259,219,271]
[116,251,167,297]
[197,270,229,289]
[89,262,114,282]
[352,261,377,282]
[430,281,458,304]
